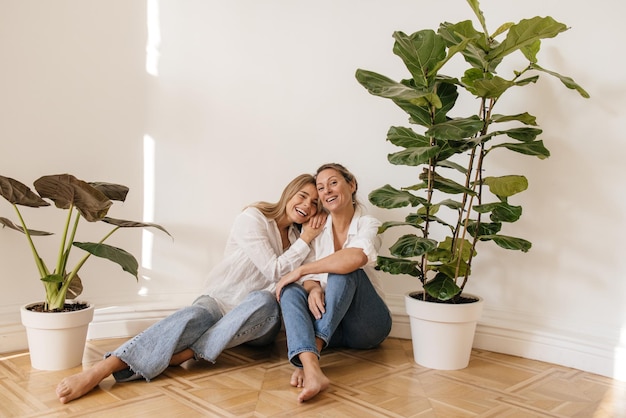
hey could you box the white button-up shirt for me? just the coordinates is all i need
[202,207,311,313]
[301,208,385,299]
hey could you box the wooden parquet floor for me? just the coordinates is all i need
[1,332,624,417]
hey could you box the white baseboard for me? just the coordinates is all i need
[386,294,624,382]
[2,296,623,383]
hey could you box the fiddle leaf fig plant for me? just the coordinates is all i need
[356,0,588,302]
[0,174,171,311]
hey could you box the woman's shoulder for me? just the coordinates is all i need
[234,206,270,228]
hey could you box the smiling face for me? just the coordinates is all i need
[316,168,356,214]
[285,183,319,224]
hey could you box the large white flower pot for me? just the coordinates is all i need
[20,302,95,370]
[405,292,484,370]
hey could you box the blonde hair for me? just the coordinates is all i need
[249,174,320,221]
[315,163,361,208]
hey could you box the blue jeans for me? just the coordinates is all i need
[280,270,392,367]
[107,290,281,382]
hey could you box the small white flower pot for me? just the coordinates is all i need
[20,302,95,370]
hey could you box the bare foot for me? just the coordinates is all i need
[299,366,330,402]
[290,368,304,387]
[297,352,330,402]
[56,356,126,404]
[169,348,194,366]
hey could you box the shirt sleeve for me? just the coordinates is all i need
[230,208,311,282]
[345,215,382,267]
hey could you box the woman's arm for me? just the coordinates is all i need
[232,208,321,281]
[275,248,367,300]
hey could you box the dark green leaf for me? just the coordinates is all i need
[102,217,172,237]
[0,175,50,207]
[377,220,423,234]
[387,126,429,148]
[73,242,139,278]
[467,220,502,238]
[474,202,522,223]
[531,63,590,98]
[0,216,52,236]
[423,272,461,301]
[90,182,129,202]
[355,69,440,107]
[368,185,426,209]
[491,113,537,126]
[501,127,543,142]
[481,234,532,252]
[376,256,422,277]
[492,140,550,159]
[388,146,440,166]
[34,174,112,222]
[390,234,438,258]
[426,116,483,141]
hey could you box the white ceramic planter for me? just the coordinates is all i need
[20,302,95,370]
[405,292,484,370]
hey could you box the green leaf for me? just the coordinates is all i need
[482,175,528,197]
[355,69,440,107]
[34,174,112,222]
[392,30,447,88]
[0,175,50,207]
[474,202,523,223]
[387,126,430,148]
[467,220,502,238]
[368,185,426,209]
[435,236,475,262]
[388,146,440,166]
[389,234,438,258]
[472,75,514,98]
[426,116,483,140]
[41,273,64,284]
[376,256,421,277]
[0,216,52,236]
[377,220,423,234]
[102,217,172,237]
[501,127,543,142]
[491,113,537,126]
[73,242,139,278]
[488,16,569,62]
[419,172,476,195]
[492,140,550,159]
[423,272,461,301]
[90,182,129,202]
[531,63,590,98]
[481,234,532,252]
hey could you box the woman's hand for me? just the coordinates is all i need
[307,285,325,320]
[275,268,303,301]
[300,211,327,244]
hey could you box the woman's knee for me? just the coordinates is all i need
[279,283,307,303]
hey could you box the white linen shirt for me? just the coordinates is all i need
[300,208,386,299]
[201,207,311,314]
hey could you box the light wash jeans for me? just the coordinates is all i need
[106,290,281,382]
[279,269,392,367]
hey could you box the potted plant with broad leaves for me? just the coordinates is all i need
[0,174,170,370]
[355,0,588,369]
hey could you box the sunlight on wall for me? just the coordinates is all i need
[140,135,156,297]
[146,0,161,76]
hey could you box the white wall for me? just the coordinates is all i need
[1,0,624,381]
